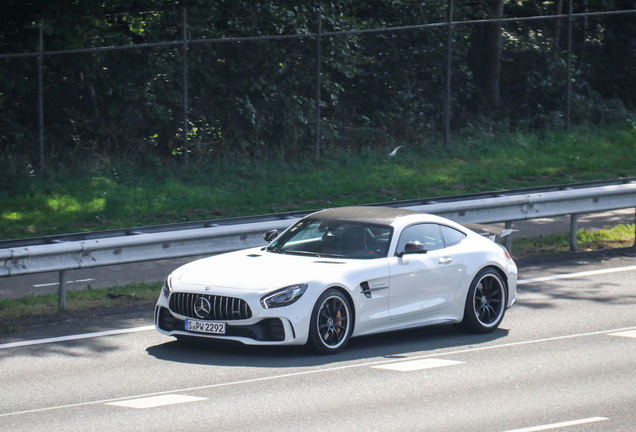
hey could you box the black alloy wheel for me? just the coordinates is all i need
[308,289,353,354]
[460,268,507,333]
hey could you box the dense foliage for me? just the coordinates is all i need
[1,0,635,173]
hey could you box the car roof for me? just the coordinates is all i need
[308,206,427,226]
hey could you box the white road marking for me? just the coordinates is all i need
[372,358,464,371]
[106,394,206,409]
[609,329,636,339]
[33,278,95,288]
[518,264,636,285]
[0,326,155,350]
[2,326,635,419]
[1,263,635,418]
[501,416,609,432]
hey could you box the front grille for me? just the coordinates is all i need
[169,292,252,320]
[157,306,285,342]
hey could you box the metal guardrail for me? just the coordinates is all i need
[2,181,636,308]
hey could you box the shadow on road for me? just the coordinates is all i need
[145,325,510,368]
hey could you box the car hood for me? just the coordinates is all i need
[170,247,375,293]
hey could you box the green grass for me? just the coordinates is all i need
[1,124,635,240]
[513,224,636,257]
[0,283,160,324]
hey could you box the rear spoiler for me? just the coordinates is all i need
[461,223,518,241]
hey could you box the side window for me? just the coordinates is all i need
[396,223,444,253]
[440,225,467,247]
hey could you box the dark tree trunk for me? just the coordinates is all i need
[468,0,504,112]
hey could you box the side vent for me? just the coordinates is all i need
[360,281,372,298]
[360,281,388,298]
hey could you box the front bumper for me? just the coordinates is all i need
[155,305,290,342]
[154,294,311,346]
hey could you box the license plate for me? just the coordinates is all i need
[185,319,226,335]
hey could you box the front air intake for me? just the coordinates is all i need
[169,293,252,320]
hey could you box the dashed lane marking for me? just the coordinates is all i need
[2,328,635,418]
[372,358,464,371]
[33,278,95,288]
[0,326,155,350]
[518,265,636,285]
[106,394,206,409]
[608,329,636,339]
[501,416,609,432]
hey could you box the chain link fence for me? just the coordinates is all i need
[1,1,635,174]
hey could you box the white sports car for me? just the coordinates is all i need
[155,206,517,354]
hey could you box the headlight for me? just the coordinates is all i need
[162,275,173,298]
[261,284,308,309]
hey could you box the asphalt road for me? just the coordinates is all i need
[1,252,635,431]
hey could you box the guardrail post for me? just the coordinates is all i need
[570,214,579,252]
[505,221,512,252]
[59,270,67,310]
[633,208,636,247]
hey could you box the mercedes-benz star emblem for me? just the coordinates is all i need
[194,296,212,319]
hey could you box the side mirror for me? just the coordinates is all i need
[263,229,278,242]
[397,241,427,257]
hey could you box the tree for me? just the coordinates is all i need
[467,0,504,112]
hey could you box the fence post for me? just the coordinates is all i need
[38,19,45,175]
[315,7,322,159]
[443,0,454,146]
[182,8,190,165]
[565,0,573,130]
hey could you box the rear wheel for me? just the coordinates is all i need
[460,268,507,333]
[308,289,353,354]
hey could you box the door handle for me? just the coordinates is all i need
[438,257,453,264]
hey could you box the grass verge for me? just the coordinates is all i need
[1,124,635,240]
[0,283,160,334]
[513,224,636,258]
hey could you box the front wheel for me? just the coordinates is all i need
[459,268,507,333]
[308,289,353,354]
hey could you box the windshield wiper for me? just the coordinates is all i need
[266,245,285,254]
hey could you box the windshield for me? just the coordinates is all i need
[268,218,393,259]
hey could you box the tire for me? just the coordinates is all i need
[308,289,353,354]
[459,268,507,333]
